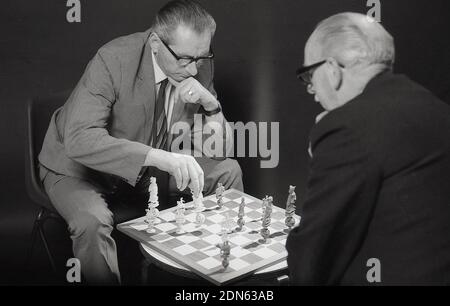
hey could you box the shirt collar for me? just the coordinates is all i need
[151,49,167,85]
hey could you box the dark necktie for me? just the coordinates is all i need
[152,79,169,150]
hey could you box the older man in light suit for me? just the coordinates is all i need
[38,0,243,284]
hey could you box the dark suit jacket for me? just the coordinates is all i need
[286,71,450,285]
[39,30,218,187]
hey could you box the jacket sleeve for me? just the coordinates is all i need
[286,124,382,285]
[64,48,150,186]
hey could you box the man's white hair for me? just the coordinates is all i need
[311,12,395,70]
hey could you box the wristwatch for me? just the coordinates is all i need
[202,102,222,116]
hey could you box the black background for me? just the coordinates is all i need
[1,0,450,285]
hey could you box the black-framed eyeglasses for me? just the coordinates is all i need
[160,38,214,67]
[296,60,327,86]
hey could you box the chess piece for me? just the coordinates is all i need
[191,190,206,227]
[220,231,231,269]
[145,208,154,233]
[236,197,245,231]
[261,196,268,216]
[260,196,273,243]
[148,177,159,203]
[195,212,206,226]
[285,185,297,230]
[145,177,160,233]
[145,206,159,233]
[191,189,205,210]
[175,198,186,234]
[220,241,230,269]
[216,183,225,209]
[222,212,233,234]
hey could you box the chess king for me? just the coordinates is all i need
[285,186,296,230]
[145,177,160,233]
[37,0,243,284]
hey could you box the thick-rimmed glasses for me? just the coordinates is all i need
[297,60,346,86]
[296,60,327,86]
[160,38,214,67]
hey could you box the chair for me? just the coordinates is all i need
[25,91,70,273]
[24,91,150,281]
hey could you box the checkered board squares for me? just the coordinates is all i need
[117,189,301,286]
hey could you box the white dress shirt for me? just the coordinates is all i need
[151,51,176,127]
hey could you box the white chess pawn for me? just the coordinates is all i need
[195,212,206,227]
[175,198,186,234]
[176,214,186,234]
[145,207,158,233]
[221,213,233,234]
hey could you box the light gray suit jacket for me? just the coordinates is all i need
[39,30,220,187]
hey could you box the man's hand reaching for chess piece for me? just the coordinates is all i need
[145,149,204,197]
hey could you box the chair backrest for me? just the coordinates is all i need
[25,91,70,207]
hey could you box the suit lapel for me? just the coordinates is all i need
[136,30,156,145]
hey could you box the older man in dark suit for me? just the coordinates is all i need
[38,0,242,284]
[287,12,450,285]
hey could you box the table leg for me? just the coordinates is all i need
[141,257,151,285]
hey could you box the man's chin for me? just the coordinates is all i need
[171,75,187,83]
[168,75,186,85]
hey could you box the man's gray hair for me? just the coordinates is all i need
[312,12,395,70]
[151,0,216,43]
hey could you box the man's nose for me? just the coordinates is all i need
[307,84,315,95]
[186,61,198,76]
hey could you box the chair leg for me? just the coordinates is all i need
[26,207,59,274]
[38,223,58,273]
[25,210,42,269]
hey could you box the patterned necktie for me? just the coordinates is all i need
[152,79,169,150]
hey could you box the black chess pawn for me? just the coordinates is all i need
[236,197,245,231]
[216,183,225,209]
[221,241,231,269]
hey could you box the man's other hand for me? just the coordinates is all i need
[174,77,219,111]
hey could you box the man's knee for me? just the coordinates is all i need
[68,208,114,239]
[222,159,243,181]
[209,158,243,192]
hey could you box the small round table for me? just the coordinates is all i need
[139,243,289,285]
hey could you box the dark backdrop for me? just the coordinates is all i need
[1,0,450,284]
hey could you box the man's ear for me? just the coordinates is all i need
[326,58,343,90]
[149,33,160,54]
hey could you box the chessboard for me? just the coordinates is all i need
[117,189,301,286]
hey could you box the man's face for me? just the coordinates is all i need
[304,39,338,111]
[154,25,212,82]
